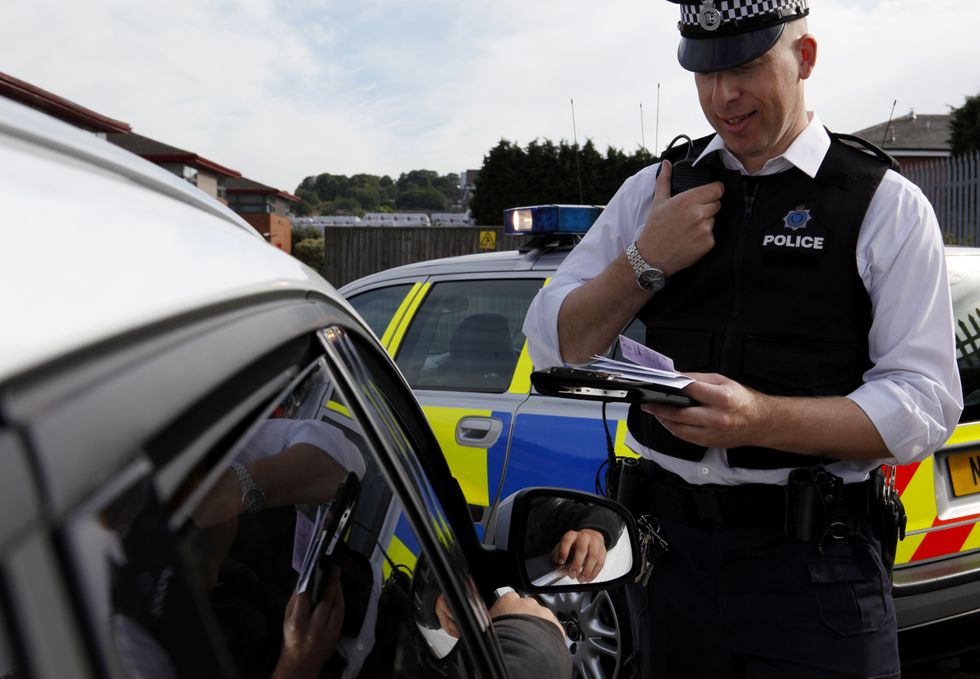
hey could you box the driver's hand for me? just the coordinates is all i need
[435,593,460,638]
[489,592,565,638]
[551,528,606,582]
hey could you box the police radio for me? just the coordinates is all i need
[661,134,714,195]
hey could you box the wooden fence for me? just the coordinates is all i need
[321,225,522,288]
[903,151,980,245]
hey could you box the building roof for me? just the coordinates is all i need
[0,71,131,134]
[107,131,241,178]
[226,176,299,202]
[852,112,951,155]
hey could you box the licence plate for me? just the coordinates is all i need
[947,450,980,497]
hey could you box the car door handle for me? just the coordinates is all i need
[455,416,503,448]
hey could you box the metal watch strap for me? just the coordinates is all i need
[626,242,666,293]
[232,462,264,514]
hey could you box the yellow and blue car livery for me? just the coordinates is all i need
[340,208,980,662]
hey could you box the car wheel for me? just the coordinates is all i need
[537,586,633,679]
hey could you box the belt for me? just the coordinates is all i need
[617,458,872,529]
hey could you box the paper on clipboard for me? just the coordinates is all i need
[295,504,329,594]
[586,335,693,389]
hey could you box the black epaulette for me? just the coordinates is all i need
[828,130,900,172]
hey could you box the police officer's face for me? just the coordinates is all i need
[694,26,816,173]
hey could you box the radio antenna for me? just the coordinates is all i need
[655,83,661,157]
[880,99,897,146]
[640,102,647,152]
[570,98,584,203]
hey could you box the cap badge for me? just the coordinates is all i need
[783,207,812,231]
[697,1,722,31]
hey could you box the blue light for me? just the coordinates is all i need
[503,204,603,236]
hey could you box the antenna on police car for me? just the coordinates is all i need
[655,83,661,155]
[640,102,646,152]
[881,99,897,146]
[570,98,584,203]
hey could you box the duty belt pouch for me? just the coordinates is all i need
[615,459,648,515]
[784,465,843,545]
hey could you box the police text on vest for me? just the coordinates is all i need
[762,234,824,250]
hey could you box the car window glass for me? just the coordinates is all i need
[64,342,487,679]
[950,254,980,422]
[346,284,414,339]
[0,605,21,679]
[395,279,542,392]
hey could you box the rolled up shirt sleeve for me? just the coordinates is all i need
[849,171,963,464]
[523,165,661,369]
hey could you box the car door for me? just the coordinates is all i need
[0,298,509,679]
[348,275,546,523]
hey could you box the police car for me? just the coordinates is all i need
[341,204,980,669]
[0,99,640,679]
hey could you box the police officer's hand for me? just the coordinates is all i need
[274,571,345,679]
[636,160,723,277]
[642,372,767,449]
[551,528,606,583]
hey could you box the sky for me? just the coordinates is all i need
[3,0,978,193]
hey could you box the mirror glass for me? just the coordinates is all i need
[521,495,633,587]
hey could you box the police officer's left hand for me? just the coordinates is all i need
[642,372,769,449]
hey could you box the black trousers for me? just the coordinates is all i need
[625,514,900,679]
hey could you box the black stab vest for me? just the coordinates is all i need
[627,135,890,469]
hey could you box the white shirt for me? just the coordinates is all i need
[523,114,963,486]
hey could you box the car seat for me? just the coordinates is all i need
[444,313,516,391]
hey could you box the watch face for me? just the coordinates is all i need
[638,268,666,293]
[243,488,265,513]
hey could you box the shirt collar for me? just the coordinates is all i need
[694,112,830,178]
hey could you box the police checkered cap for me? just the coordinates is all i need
[668,0,809,72]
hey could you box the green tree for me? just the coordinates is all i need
[292,226,321,247]
[396,186,447,210]
[469,140,527,225]
[292,236,324,273]
[469,138,658,225]
[950,93,980,155]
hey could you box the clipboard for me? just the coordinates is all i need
[531,366,696,407]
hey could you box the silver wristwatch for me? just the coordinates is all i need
[232,463,265,514]
[626,242,666,293]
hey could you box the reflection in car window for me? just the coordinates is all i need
[347,284,414,339]
[949,254,980,422]
[64,340,487,679]
[395,279,542,392]
[0,604,20,679]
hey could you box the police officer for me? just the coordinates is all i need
[522,1,963,676]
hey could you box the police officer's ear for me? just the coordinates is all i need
[798,33,817,80]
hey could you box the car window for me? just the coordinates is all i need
[950,254,980,423]
[0,605,20,679]
[347,284,414,338]
[395,279,542,392]
[62,334,491,679]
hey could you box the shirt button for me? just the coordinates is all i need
[700,466,710,476]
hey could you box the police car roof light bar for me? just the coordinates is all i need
[503,204,603,237]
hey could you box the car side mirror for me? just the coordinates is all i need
[493,487,639,592]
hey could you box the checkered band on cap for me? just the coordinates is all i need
[678,0,808,29]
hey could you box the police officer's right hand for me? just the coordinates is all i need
[636,160,723,277]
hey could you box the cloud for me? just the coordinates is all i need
[3,0,978,192]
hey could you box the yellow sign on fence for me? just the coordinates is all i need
[479,230,496,251]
